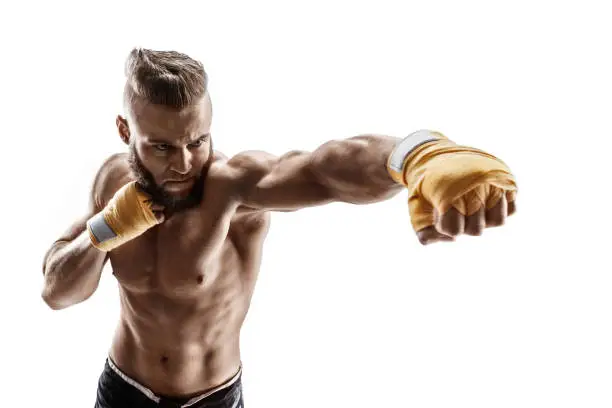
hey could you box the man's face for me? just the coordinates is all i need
[118,94,213,212]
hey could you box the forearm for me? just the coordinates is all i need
[42,231,107,310]
[310,134,404,204]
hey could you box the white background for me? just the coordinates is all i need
[1,1,611,407]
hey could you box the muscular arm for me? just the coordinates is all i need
[230,134,404,211]
[41,155,124,310]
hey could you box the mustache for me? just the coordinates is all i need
[127,146,206,212]
[164,176,194,183]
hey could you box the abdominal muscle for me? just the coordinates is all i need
[108,285,247,398]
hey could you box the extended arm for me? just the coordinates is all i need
[231,134,404,211]
[230,129,517,244]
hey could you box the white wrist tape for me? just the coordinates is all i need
[87,212,118,245]
[388,129,442,172]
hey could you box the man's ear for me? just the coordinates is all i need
[116,115,130,145]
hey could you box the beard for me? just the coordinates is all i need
[127,144,206,213]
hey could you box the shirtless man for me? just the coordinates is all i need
[41,48,518,408]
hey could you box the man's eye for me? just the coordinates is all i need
[189,139,204,148]
[155,144,170,151]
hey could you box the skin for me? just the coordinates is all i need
[41,92,515,398]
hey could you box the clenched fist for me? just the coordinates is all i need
[387,130,518,245]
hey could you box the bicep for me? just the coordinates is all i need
[229,150,333,211]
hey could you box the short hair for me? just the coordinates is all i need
[124,48,208,110]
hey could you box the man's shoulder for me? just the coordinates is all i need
[209,150,277,190]
[215,150,286,189]
[208,152,274,219]
[98,152,130,171]
[225,150,277,173]
[91,153,133,209]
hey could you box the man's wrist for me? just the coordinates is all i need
[386,130,444,185]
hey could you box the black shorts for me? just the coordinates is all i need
[95,357,244,408]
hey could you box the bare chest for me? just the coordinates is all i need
[108,205,236,296]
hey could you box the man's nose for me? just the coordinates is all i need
[171,148,192,175]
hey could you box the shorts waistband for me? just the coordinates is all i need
[106,356,242,407]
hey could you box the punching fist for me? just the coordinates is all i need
[387,130,518,245]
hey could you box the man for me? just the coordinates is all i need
[41,48,517,408]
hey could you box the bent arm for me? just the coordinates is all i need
[42,216,109,310]
[231,134,404,211]
[41,156,121,310]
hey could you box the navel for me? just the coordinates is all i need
[160,355,169,365]
[204,350,216,372]
[197,275,204,284]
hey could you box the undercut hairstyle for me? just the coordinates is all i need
[124,48,208,110]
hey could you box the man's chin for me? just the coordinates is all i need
[164,189,191,200]
[157,186,203,212]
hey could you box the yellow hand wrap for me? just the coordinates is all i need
[86,181,160,251]
[387,130,517,232]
